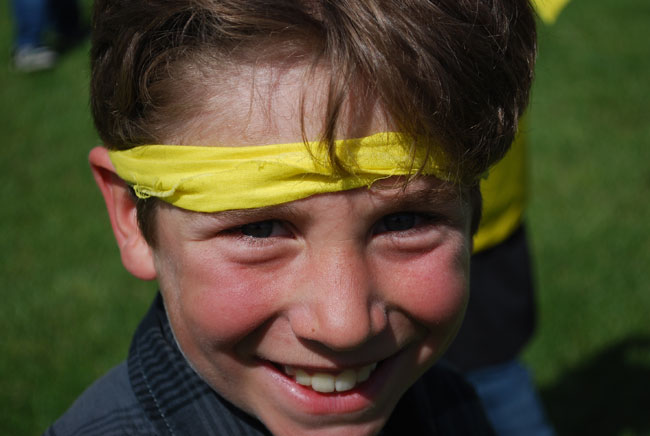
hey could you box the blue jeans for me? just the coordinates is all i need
[11,0,50,48]
[466,360,556,436]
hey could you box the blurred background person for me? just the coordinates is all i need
[443,1,571,435]
[11,0,84,72]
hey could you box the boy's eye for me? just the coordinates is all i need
[383,213,416,231]
[239,220,287,238]
[374,212,427,234]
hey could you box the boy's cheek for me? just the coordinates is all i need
[374,244,470,364]
[168,261,288,348]
[376,241,470,327]
[393,280,468,358]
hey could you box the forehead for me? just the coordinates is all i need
[174,61,390,147]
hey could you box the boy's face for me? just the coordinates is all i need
[136,65,472,436]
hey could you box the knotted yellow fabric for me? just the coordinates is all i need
[108,132,450,213]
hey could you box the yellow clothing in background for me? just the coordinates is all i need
[473,121,528,253]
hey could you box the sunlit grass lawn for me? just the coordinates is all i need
[1,0,649,435]
[522,1,650,434]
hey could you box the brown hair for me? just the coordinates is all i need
[91,0,536,243]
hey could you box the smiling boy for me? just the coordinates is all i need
[46,1,536,435]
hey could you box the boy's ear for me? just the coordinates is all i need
[89,146,157,281]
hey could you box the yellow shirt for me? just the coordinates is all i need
[473,120,528,253]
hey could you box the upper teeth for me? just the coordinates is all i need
[283,363,377,393]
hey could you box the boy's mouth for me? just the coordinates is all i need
[279,362,378,393]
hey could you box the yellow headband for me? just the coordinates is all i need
[108,132,450,213]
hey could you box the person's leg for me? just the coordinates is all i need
[466,359,555,436]
[11,0,49,48]
[11,0,57,71]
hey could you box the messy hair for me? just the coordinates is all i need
[91,0,536,242]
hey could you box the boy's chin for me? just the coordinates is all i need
[260,410,389,436]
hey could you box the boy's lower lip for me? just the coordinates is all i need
[258,350,403,416]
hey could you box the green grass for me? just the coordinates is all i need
[1,1,649,435]
[0,2,158,434]
[521,1,650,434]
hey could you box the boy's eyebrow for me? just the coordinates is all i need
[194,203,300,223]
[369,181,463,210]
[190,181,462,223]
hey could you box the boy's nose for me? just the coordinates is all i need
[288,245,387,351]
